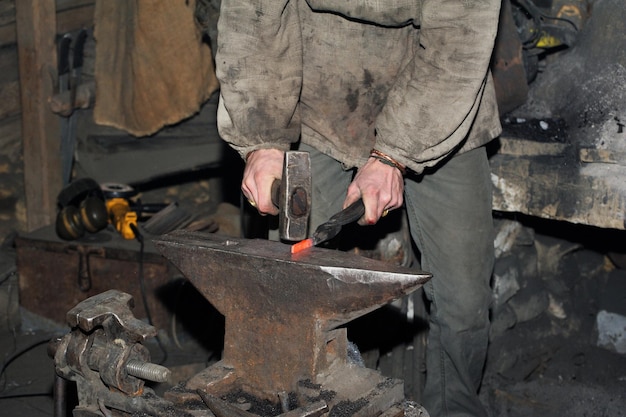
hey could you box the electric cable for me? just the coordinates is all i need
[0,392,53,400]
[0,266,15,286]
[512,0,580,51]
[0,336,56,399]
[170,279,188,350]
[524,0,580,32]
[130,224,168,365]
[513,0,579,38]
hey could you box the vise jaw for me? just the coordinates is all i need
[50,290,176,416]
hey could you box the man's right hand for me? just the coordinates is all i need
[242,148,284,216]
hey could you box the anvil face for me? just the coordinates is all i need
[154,231,430,396]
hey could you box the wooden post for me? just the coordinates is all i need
[15,0,62,231]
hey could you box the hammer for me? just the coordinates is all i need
[270,151,312,241]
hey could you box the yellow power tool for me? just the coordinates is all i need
[105,197,138,240]
[102,183,139,240]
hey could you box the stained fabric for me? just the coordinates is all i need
[216,0,502,174]
[93,0,219,137]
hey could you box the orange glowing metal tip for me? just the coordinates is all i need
[291,238,314,254]
[290,199,366,254]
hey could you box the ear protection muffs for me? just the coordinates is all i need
[55,178,108,240]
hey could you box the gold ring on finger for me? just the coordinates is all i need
[382,209,389,218]
[248,199,257,208]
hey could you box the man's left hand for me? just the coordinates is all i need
[344,157,404,225]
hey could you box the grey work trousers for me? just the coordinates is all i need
[299,143,494,417]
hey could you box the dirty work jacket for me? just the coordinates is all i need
[216,0,503,175]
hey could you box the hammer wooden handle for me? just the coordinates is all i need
[271,179,281,209]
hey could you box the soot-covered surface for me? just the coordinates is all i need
[479,217,626,416]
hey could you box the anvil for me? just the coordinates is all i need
[154,231,430,409]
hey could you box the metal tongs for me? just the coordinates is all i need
[291,199,365,253]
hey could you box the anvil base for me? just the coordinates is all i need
[165,359,406,417]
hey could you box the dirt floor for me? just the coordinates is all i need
[479,218,626,417]
[480,320,626,417]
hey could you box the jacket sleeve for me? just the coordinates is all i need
[216,1,303,159]
[374,0,502,173]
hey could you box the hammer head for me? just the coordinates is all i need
[278,151,311,241]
